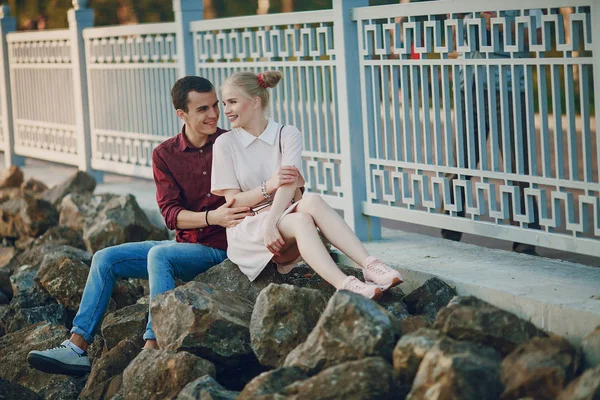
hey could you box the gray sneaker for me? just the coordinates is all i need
[27,340,91,376]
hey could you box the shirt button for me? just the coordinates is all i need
[199,228,203,232]
[199,149,203,153]
[203,171,207,175]
[207,193,211,197]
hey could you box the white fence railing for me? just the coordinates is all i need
[0,0,598,256]
[84,23,179,178]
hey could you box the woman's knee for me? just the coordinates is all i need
[288,211,315,228]
[300,193,326,213]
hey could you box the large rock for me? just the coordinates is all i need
[35,256,90,312]
[37,378,87,400]
[397,315,432,336]
[250,283,327,368]
[121,349,216,400]
[0,196,58,239]
[403,277,456,322]
[110,279,144,310]
[0,245,17,270]
[42,170,96,206]
[152,281,255,366]
[434,296,547,356]
[5,242,91,276]
[10,264,53,308]
[407,337,503,400]
[284,290,396,374]
[101,303,148,350]
[557,366,600,400]
[176,375,239,400]
[59,193,117,234]
[29,225,87,251]
[83,194,157,253]
[21,178,48,195]
[0,166,24,188]
[0,378,41,399]
[79,339,141,400]
[0,323,86,396]
[285,357,396,400]
[582,326,600,368]
[500,336,582,400]
[237,366,309,400]
[7,302,69,334]
[393,328,444,386]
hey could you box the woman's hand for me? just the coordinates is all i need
[264,222,285,256]
[266,166,300,194]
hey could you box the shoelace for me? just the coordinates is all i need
[48,344,68,351]
[366,260,390,275]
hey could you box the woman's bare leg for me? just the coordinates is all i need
[277,212,348,288]
[294,194,370,267]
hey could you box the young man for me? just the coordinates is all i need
[27,76,250,376]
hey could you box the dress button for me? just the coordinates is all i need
[203,171,207,175]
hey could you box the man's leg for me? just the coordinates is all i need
[143,242,227,343]
[442,87,483,241]
[28,240,165,375]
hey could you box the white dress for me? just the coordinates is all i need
[211,119,304,281]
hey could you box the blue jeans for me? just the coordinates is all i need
[71,240,227,342]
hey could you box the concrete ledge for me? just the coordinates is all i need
[337,228,600,346]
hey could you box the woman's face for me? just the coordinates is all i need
[221,84,257,129]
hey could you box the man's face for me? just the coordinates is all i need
[177,90,220,136]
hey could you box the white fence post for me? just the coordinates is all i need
[332,0,381,241]
[68,0,103,181]
[0,5,24,168]
[173,0,203,78]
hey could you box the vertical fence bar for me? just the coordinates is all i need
[69,0,102,181]
[0,5,24,168]
[173,0,203,78]
[334,0,381,240]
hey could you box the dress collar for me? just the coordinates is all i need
[236,119,278,148]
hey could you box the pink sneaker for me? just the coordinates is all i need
[338,276,383,300]
[363,256,404,291]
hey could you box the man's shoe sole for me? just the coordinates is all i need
[27,353,90,376]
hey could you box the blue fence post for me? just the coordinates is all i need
[0,5,24,168]
[332,0,381,241]
[68,0,103,182]
[173,0,204,78]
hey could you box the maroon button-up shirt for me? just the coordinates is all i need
[152,126,227,250]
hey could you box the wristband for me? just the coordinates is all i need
[205,210,211,226]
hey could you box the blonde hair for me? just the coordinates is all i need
[222,70,282,110]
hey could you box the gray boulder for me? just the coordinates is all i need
[152,281,255,366]
[0,323,86,396]
[403,277,456,322]
[284,290,396,374]
[35,256,90,311]
[121,349,215,400]
[500,336,582,400]
[250,283,327,367]
[407,336,503,400]
[433,296,547,356]
[176,375,239,400]
[0,378,41,399]
[42,170,96,206]
[0,196,58,239]
[59,192,118,234]
[393,328,444,386]
[101,303,148,350]
[237,366,309,400]
[79,339,141,400]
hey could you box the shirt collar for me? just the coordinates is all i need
[236,119,278,148]
[176,125,223,151]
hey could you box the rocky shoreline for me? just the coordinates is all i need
[0,166,598,400]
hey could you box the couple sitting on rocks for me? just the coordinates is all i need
[27,72,404,376]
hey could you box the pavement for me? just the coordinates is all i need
[6,156,600,345]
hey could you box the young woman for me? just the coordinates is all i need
[211,70,403,300]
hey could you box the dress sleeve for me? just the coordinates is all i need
[211,135,240,196]
[281,126,304,177]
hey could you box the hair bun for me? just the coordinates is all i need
[260,70,283,88]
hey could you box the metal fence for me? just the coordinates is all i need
[0,0,597,256]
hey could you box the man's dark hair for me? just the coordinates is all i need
[171,76,215,112]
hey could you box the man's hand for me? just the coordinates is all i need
[264,222,285,256]
[207,198,252,228]
[266,166,300,194]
